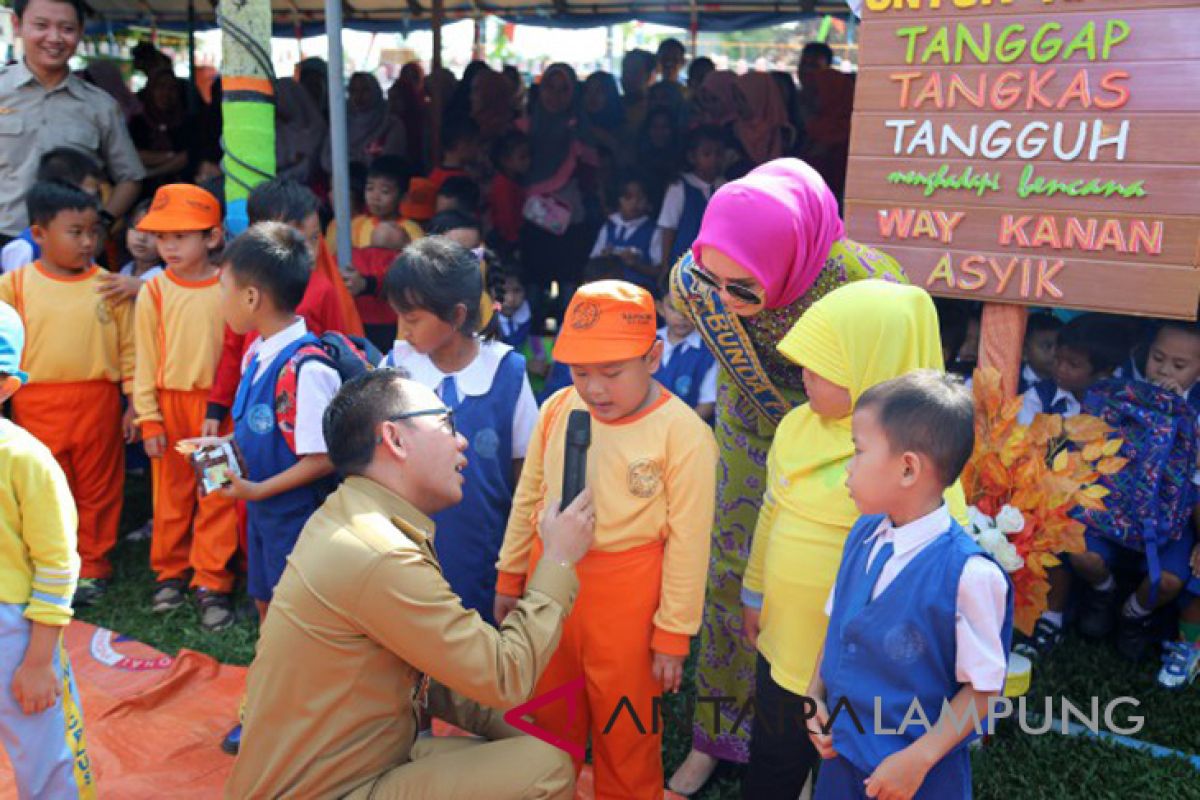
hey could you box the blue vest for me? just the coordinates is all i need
[1032,378,1072,415]
[430,350,527,624]
[16,228,39,262]
[500,316,532,350]
[821,515,1013,774]
[605,217,658,292]
[668,180,709,263]
[654,339,714,409]
[232,334,331,548]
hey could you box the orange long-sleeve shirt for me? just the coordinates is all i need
[0,263,134,393]
[496,387,718,656]
[133,270,225,437]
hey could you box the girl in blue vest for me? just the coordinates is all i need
[382,237,538,624]
[655,292,717,423]
[589,175,663,292]
[657,125,726,271]
[808,371,1012,800]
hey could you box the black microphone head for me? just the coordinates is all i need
[566,409,591,446]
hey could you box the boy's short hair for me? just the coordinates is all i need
[36,147,103,186]
[323,368,412,476]
[26,180,99,227]
[491,129,529,166]
[247,177,320,226]
[437,176,481,214]
[685,125,725,155]
[857,370,975,488]
[1026,312,1063,338]
[367,155,413,195]
[441,117,480,152]
[222,221,312,312]
[1056,313,1132,375]
[582,255,625,284]
[427,209,481,236]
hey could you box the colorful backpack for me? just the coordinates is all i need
[273,331,380,453]
[1075,377,1197,589]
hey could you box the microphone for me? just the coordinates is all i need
[561,410,591,508]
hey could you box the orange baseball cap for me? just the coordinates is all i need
[552,280,657,365]
[401,177,437,222]
[137,184,221,232]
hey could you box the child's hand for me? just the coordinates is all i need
[1191,544,1200,578]
[200,418,222,438]
[221,473,265,502]
[741,605,761,649]
[807,695,837,760]
[143,434,167,459]
[175,435,232,455]
[11,659,60,715]
[122,404,139,443]
[864,746,932,800]
[528,357,551,379]
[1152,376,1187,396]
[342,269,368,297]
[97,272,143,302]
[494,593,520,624]
[652,651,685,693]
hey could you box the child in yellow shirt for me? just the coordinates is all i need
[495,280,718,800]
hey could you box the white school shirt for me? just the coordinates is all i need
[657,172,722,230]
[119,261,164,282]
[498,301,531,341]
[657,327,717,405]
[381,338,538,459]
[825,505,1011,693]
[241,317,340,455]
[1017,383,1081,426]
[0,237,33,274]
[590,212,664,265]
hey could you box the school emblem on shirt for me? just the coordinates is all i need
[627,458,663,498]
[247,403,275,435]
[882,623,927,665]
[95,299,113,324]
[472,427,500,460]
[570,301,600,330]
[674,375,693,398]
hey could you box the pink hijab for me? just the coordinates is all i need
[691,158,845,310]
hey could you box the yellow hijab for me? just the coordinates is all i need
[772,279,968,528]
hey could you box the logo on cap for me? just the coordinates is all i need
[570,301,601,330]
[151,193,170,210]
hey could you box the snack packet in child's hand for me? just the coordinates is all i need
[180,438,248,496]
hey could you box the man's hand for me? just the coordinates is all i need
[807,694,837,760]
[652,651,685,693]
[143,434,167,459]
[97,272,143,302]
[122,404,139,443]
[741,605,761,649]
[864,745,932,800]
[200,418,222,438]
[221,473,265,502]
[11,659,60,715]
[539,487,595,567]
[494,593,520,625]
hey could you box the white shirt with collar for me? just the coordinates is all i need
[241,317,341,455]
[591,212,664,265]
[825,505,1011,693]
[381,338,538,459]
[657,327,717,405]
[658,172,724,231]
[498,301,532,340]
[1017,383,1081,426]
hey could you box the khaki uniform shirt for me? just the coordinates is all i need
[0,60,145,235]
[226,476,579,800]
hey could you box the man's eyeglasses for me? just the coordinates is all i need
[388,407,457,437]
[688,260,763,306]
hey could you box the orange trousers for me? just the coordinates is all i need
[528,539,666,800]
[149,390,238,592]
[12,382,123,579]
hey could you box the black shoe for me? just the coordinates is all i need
[1078,585,1118,640]
[221,723,242,755]
[1014,617,1064,661]
[152,579,188,613]
[73,578,110,607]
[1115,613,1157,662]
[195,589,235,632]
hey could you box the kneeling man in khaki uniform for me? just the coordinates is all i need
[226,368,594,799]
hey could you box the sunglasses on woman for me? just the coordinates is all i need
[687,260,763,306]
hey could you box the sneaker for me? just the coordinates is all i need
[73,578,109,607]
[152,579,188,613]
[1014,617,1064,661]
[126,520,153,542]
[195,589,235,632]
[1116,613,1157,662]
[221,723,242,756]
[1077,585,1118,640]
[1157,641,1200,690]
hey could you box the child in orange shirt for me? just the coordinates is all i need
[134,184,240,630]
[494,280,718,800]
[0,181,136,606]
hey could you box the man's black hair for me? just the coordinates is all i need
[15,0,86,24]
[36,147,102,186]
[26,180,98,227]
[385,236,483,335]
[221,221,312,312]
[437,176,481,214]
[247,177,320,226]
[323,368,412,476]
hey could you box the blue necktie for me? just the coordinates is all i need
[439,376,459,410]
[843,540,895,622]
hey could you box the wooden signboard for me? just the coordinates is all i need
[844,0,1200,319]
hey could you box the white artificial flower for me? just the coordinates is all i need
[968,506,995,535]
[995,505,1026,535]
[994,540,1025,573]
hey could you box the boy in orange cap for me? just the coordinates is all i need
[494,280,718,799]
[0,181,136,606]
[133,184,240,630]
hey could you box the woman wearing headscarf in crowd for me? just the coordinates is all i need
[445,60,490,126]
[635,106,680,202]
[394,62,428,170]
[578,71,623,153]
[275,77,326,185]
[730,72,794,174]
[297,57,330,118]
[323,72,399,174]
[82,59,141,122]
[693,69,738,129]
[799,67,856,205]
[665,158,907,797]
[519,63,596,311]
[471,67,519,146]
[130,68,191,195]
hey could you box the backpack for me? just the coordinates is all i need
[1075,378,1197,589]
[273,331,380,452]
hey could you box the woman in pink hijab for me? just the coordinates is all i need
[733,72,795,166]
[665,158,906,796]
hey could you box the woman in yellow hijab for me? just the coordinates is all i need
[740,279,967,798]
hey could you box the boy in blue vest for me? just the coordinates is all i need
[655,290,716,422]
[807,370,1012,800]
[658,125,724,271]
[590,175,663,292]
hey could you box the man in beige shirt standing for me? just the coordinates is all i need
[226,369,595,799]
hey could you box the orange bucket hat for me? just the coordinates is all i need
[552,280,657,365]
[137,184,221,232]
[401,177,437,222]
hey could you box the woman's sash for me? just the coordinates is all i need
[670,252,792,427]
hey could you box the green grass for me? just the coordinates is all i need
[79,476,1200,798]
